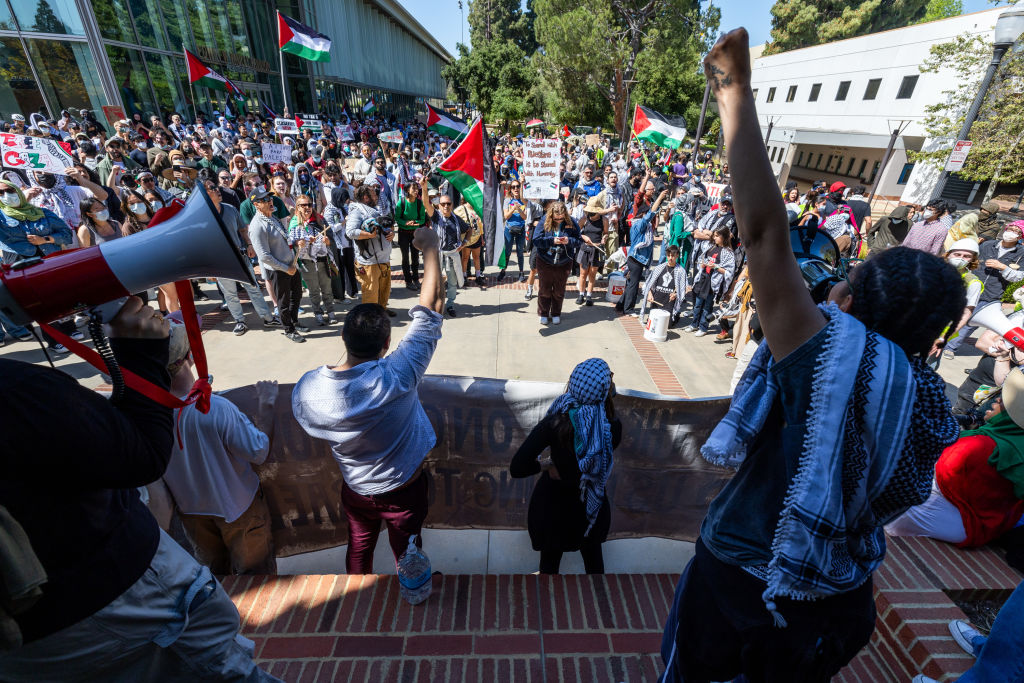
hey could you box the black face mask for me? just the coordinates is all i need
[36,174,56,189]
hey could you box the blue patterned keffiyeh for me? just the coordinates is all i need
[547,358,615,536]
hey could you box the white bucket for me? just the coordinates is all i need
[644,309,670,343]
[605,273,626,303]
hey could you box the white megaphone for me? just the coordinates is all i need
[971,303,1024,352]
[0,185,255,326]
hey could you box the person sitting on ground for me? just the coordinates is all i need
[975,200,1005,243]
[659,28,965,683]
[944,212,980,253]
[510,358,622,574]
[291,225,444,575]
[640,245,687,327]
[161,320,278,575]
[886,368,1024,549]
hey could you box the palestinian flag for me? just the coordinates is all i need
[363,97,376,115]
[438,118,501,266]
[633,104,687,149]
[185,50,240,96]
[562,124,572,138]
[278,11,331,63]
[426,103,467,139]
[260,97,277,118]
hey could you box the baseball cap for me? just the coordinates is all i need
[11,114,24,122]
[829,181,847,193]
[249,185,272,202]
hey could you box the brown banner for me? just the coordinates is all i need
[222,377,733,558]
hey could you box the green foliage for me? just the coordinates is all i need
[468,0,537,54]
[921,0,963,22]
[442,39,538,125]
[912,35,1024,188]
[763,0,929,55]
[1003,280,1023,303]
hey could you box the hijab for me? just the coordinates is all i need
[944,213,980,252]
[0,180,43,222]
[545,358,615,536]
[29,171,76,226]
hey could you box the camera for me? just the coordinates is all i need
[360,215,395,237]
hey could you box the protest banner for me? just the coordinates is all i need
[379,130,404,144]
[705,182,727,202]
[101,105,126,130]
[335,125,354,142]
[521,138,561,200]
[0,132,75,175]
[585,133,601,148]
[221,377,732,558]
[260,142,292,165]
[295,113,323,131]
[274,117,299,135]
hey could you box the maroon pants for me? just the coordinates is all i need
[537,259,571,317]
[341,471,428,574]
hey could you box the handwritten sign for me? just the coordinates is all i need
[585,133,601,148]
[274,118,298,135]
[522,138,560,200]
[0,132,75,174]
[379,130,404,144]
[335,125,354,142]
[705,182,727,202]
[260,142,292,165]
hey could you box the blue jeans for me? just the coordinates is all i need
[960,580,1024,683]
[692,294,715,332]
[504,227,527,273]
[217,279,273,323]
[0,308,30,340]
[0,530,282,682]
[442,252,461,308]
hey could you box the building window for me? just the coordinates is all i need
[809,83,821,102]
[12,0,85,35]
[836,81,850,101]
[752,88,758,100]
[0,37,42,115]
[863,78,881,100]
[26,38,105,116]
[105,44,158,119]
[786,85,797,102]
[846,157,857,175]
[91,0,136,43]
[766,87,776,102]
[857,159,868,178]
[834,156,844,174]
[868,161,881,184]
[797,150,805,166]
[896,75,919,100]
[815,153,824,169]
[897,162,915,184]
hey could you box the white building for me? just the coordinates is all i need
[750,8,1003,205]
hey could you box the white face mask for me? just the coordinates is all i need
[150,199,163,210]
[136,142,146,150]
[129,202,147,215]
[93,208,110,221]
[947,256,969,270]
[254,157,263,164]
[1003,231,1019,243]
[3,192,21,207]
[924,210,936,220]
[91,137,102,147]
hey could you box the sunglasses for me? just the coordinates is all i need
[439,202,452,207]
[297,203,313,207]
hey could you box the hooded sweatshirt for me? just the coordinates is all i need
[868,205,911,253]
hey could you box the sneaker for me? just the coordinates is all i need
[576,293,585,305]
[325,312,337,324]
[14,331,34,341]
[586,296,594,306]
[315,313,326,326]
[694,330,707,337]
[497,269,506,282]
[232,321,248,336]
[540,316,550,325]
[682,325,696,333]
[386,308,397,317]
[725,351,737,359]
[525,285,533,300]
[949,620,983,657]
[220,303,229,311]
[943,349,955,360]
[518,273,527,283]
[476,276,486,288]
[283,331,306,343]
[74,313,88,327]
[51,344,70,355]
[715,331,730,341]
[446,306,457,318]
[197,292,211,302]
[295,324,310,333]
[552,316,561,325]
[262,316,282,327]
[70,330,85,341]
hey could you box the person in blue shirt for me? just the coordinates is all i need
[0,179,73,261]
[617,188,668,316]
[574,165,603,198]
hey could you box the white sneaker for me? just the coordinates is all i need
[540,316,550,325]
[525,285,534,300]
[949,619,983,657]
[694,330,707,337]
[682,325,696,333]
[552,316,561,325]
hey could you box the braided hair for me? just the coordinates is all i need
[849,246,965,358]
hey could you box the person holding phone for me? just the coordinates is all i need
[532,201,581,326]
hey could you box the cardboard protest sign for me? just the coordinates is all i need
[585,133,601,148]
[705,182,727,202]
[260,142,292,165]
[521,138,560,200]
[0,132,75,175]
[378,130,403,144]
[274,118,299,135]
[335,125,354,142]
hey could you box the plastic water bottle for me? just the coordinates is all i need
[397,535,432,605]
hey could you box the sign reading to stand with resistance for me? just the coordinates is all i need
[0,133,75,174]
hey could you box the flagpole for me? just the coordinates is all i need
[277,12,289,118]
[188,81,199,124]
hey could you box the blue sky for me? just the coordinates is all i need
[398,0,1004,57]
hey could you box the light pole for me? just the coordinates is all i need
[930,8,1024,201]
[458,1,464,46]
[692,80,711,159]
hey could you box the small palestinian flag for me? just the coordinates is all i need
[562,124,572,138]
[363,97,376,115]
[426,103,467,139]
[185,50,240,95]
[633,104,687,150]
[438,118,500,265]
[278,11,331,63]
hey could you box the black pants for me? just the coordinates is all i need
[620,256,645,313]
[539,542,605,574]
[268,269,302,333]
[397,230,420,285]
[956,354,997,413]
[331,245,358,300]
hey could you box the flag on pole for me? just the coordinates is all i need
[438,118,500,265]
[632,104,687,150]
[277,11,331,63]
[185,49,242,96]
[425,103,467,139]
[341,102,351,122]
[363,97,376,115]
[260,97,277,118]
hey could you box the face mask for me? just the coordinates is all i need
[1003,231,1019,243]
[129,202,147,215]
[254,157,263,164]
[36,174,56,189]
[93,208,109,221]
[150,199,163,210]
[3,192,21,207]
[947,256,968,270]
[244,150,253,157]
[136,142,146,150]
[924,210,936,220]
[287,165,295,173]
[313,156,321,162]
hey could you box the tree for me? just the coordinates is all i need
[32,0,68,33]
[921,0,963,22]
[762,0,929,56]
[467,0,537,54]
[442,39,539,126]
[534,0,718,138]
[912,34,1024,201]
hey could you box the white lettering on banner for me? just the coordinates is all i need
[261,142,291,165]
[522,138,560,200]
[945,140,973,172]
[295,114,323,131]
[705,183,727,202]
[274,118,298,135]
[379,130,403,144]
[0,133,74,175]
